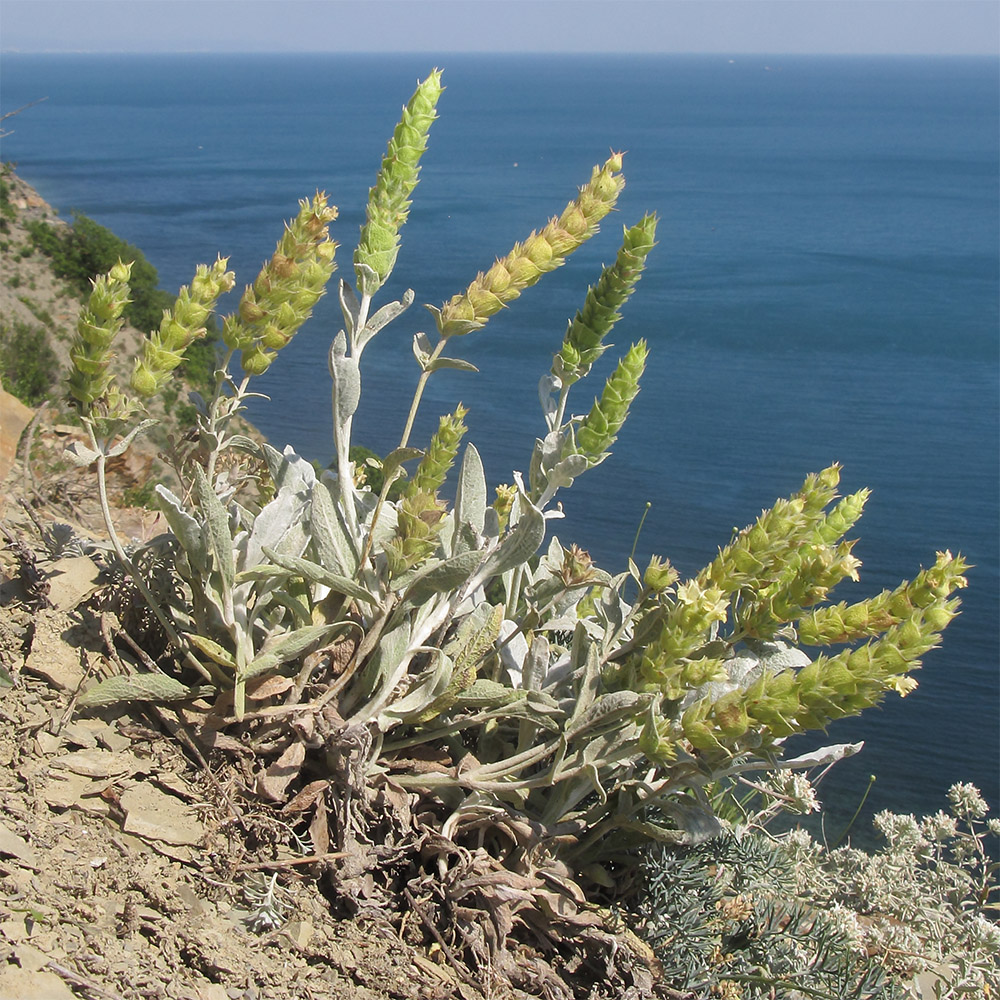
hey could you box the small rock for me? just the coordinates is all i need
[120,782,205,846]
[0,967,77,1000]
[0,388,33,482]
[0,818,39,870]
[23,610,85,691]
[50,748,140,779]
[43,555,102,611]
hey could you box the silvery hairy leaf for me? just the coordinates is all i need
[380,446,424,483]
[522,634,549,692]
[538,373,561,431]
[192,464,235,598]
[448,519,480,558]
[565,690,647,740]
[745,638,812,673]
[64,440,101,467]
[352,620,412,714]
[412,330,434,368]
[356,288,414,353]
[186,633,237,670]
[452,678,520,710]
[224,434,263,456]
[379,650,455,725]
[310,479,358,577]
[241,478,311,576]
[425,356,479,374]
[260,547,380,609]
[566,634,601,731]
[338,278,360,337]
[259,443,316,496]
[517,635,552,750]
[396,550,483,602]
[352,262,382,303]
[592,570,630,635]
[78,673,205,708]
[499,620,529,688]
[268,588,313,627]
[656,795,726,846]
[155,485,208,573]
[329,331,361,426]
[480,692,563,732]
[105,418,158,458]
[243,623,341,681]
[770,742,864,770]
[453,442,487,543]
[474,497,545,584]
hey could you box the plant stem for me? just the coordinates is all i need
[399,337,447,450]
[332,291,372,539]
[830,773,876,849]
[203,348,239,487]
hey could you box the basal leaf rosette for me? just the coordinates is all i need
[430,153,626,339]
[223,193,339,375]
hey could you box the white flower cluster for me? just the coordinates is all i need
[947,781,989,820]
[764,770,820,815]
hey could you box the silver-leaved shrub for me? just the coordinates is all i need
[64,69,985,991]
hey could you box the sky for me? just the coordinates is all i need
[1,0,997,55]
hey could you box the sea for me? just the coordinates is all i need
[2,53,997,841]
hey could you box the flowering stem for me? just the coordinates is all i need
[333,293,371,539]
[399,337,447,450]
[831,773,876,849]
[203,348,244,488]
[357,334,448,567]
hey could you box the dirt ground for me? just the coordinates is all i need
[0,494,491,1000]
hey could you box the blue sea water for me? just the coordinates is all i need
[2,53,997,836]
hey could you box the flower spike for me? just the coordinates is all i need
[355,70,444,296]
[431,153,626,338]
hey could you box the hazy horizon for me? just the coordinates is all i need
[2,1,998,56]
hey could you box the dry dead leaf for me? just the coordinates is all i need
[255,741,305,802]
[246,674,294,701]
[281,779,328,815]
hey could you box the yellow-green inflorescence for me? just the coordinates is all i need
[430,153,627,339]
[631,469,968,762]
[407,404,468,498]
[68,261,132,408]
[573,339,648,463]
[385,406,468,576]
[354,70,444,296]
[798,550,968,646]
[131,257,236,398]
[555,213,658,386]
[223,193,339,376]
